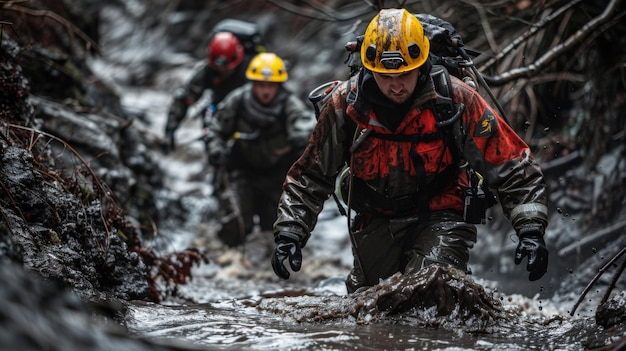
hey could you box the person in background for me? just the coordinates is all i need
[204,52,316,247]
[164,32,253,151]
[270,8,549,292]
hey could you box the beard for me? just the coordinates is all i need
[383,89,411,104]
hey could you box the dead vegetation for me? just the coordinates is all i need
[1,0,208,302]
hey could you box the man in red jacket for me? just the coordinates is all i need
[271,8,549,293]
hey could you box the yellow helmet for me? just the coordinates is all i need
[361,8,430,73]
[246,52,288,82]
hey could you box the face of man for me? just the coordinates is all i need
[372,68,420,104]
[252,81,280,106]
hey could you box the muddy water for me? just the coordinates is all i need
[126,300,471,350]
[124,268,609,351]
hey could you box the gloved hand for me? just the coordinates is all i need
[202,103,216,129]
[207,147,226,167]
[271,232,302,279]
[514,224,549,281]
[163,129,175,154]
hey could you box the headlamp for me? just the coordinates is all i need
[380,51,408,70]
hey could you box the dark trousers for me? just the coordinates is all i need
[345,210,477,293]
[216,168,286,247]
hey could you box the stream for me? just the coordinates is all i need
[88,4,625,350]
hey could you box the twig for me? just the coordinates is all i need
[2,3,102,55]
[600,255,626,306]
[570,245,626,316]
[8,124,117,240]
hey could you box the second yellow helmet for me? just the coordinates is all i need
[246,52,288,82]
[360,8,430,73]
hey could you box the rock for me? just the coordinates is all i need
[0,262,202,351]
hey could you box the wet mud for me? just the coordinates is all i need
[252,266,504,330]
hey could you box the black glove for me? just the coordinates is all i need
[271,232,302,279]
[208,147,226,167]
[514,224,549,281]
[163,129,175,154]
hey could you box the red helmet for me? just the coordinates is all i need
[207,32,244,71]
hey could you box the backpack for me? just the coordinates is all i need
[308,13,499,223]
[209,19,266,56]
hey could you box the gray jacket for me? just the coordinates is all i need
[205,83,315,172]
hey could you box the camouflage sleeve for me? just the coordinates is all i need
[455,82,548,232]
[165,64,211,135]
[205,87,245,154]
[273,81,352,246]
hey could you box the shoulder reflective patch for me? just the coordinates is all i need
[474,108,498,137]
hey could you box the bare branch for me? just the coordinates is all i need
[483,0,623,85]
[1,2,102,55]
[461,0,499,54]
[264,0,422,22]
[479,0,584,71]
[265,0,373,21]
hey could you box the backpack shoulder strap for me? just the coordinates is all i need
[431,65,460,125]
[431,65,497,209]
[430,64,467,159]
